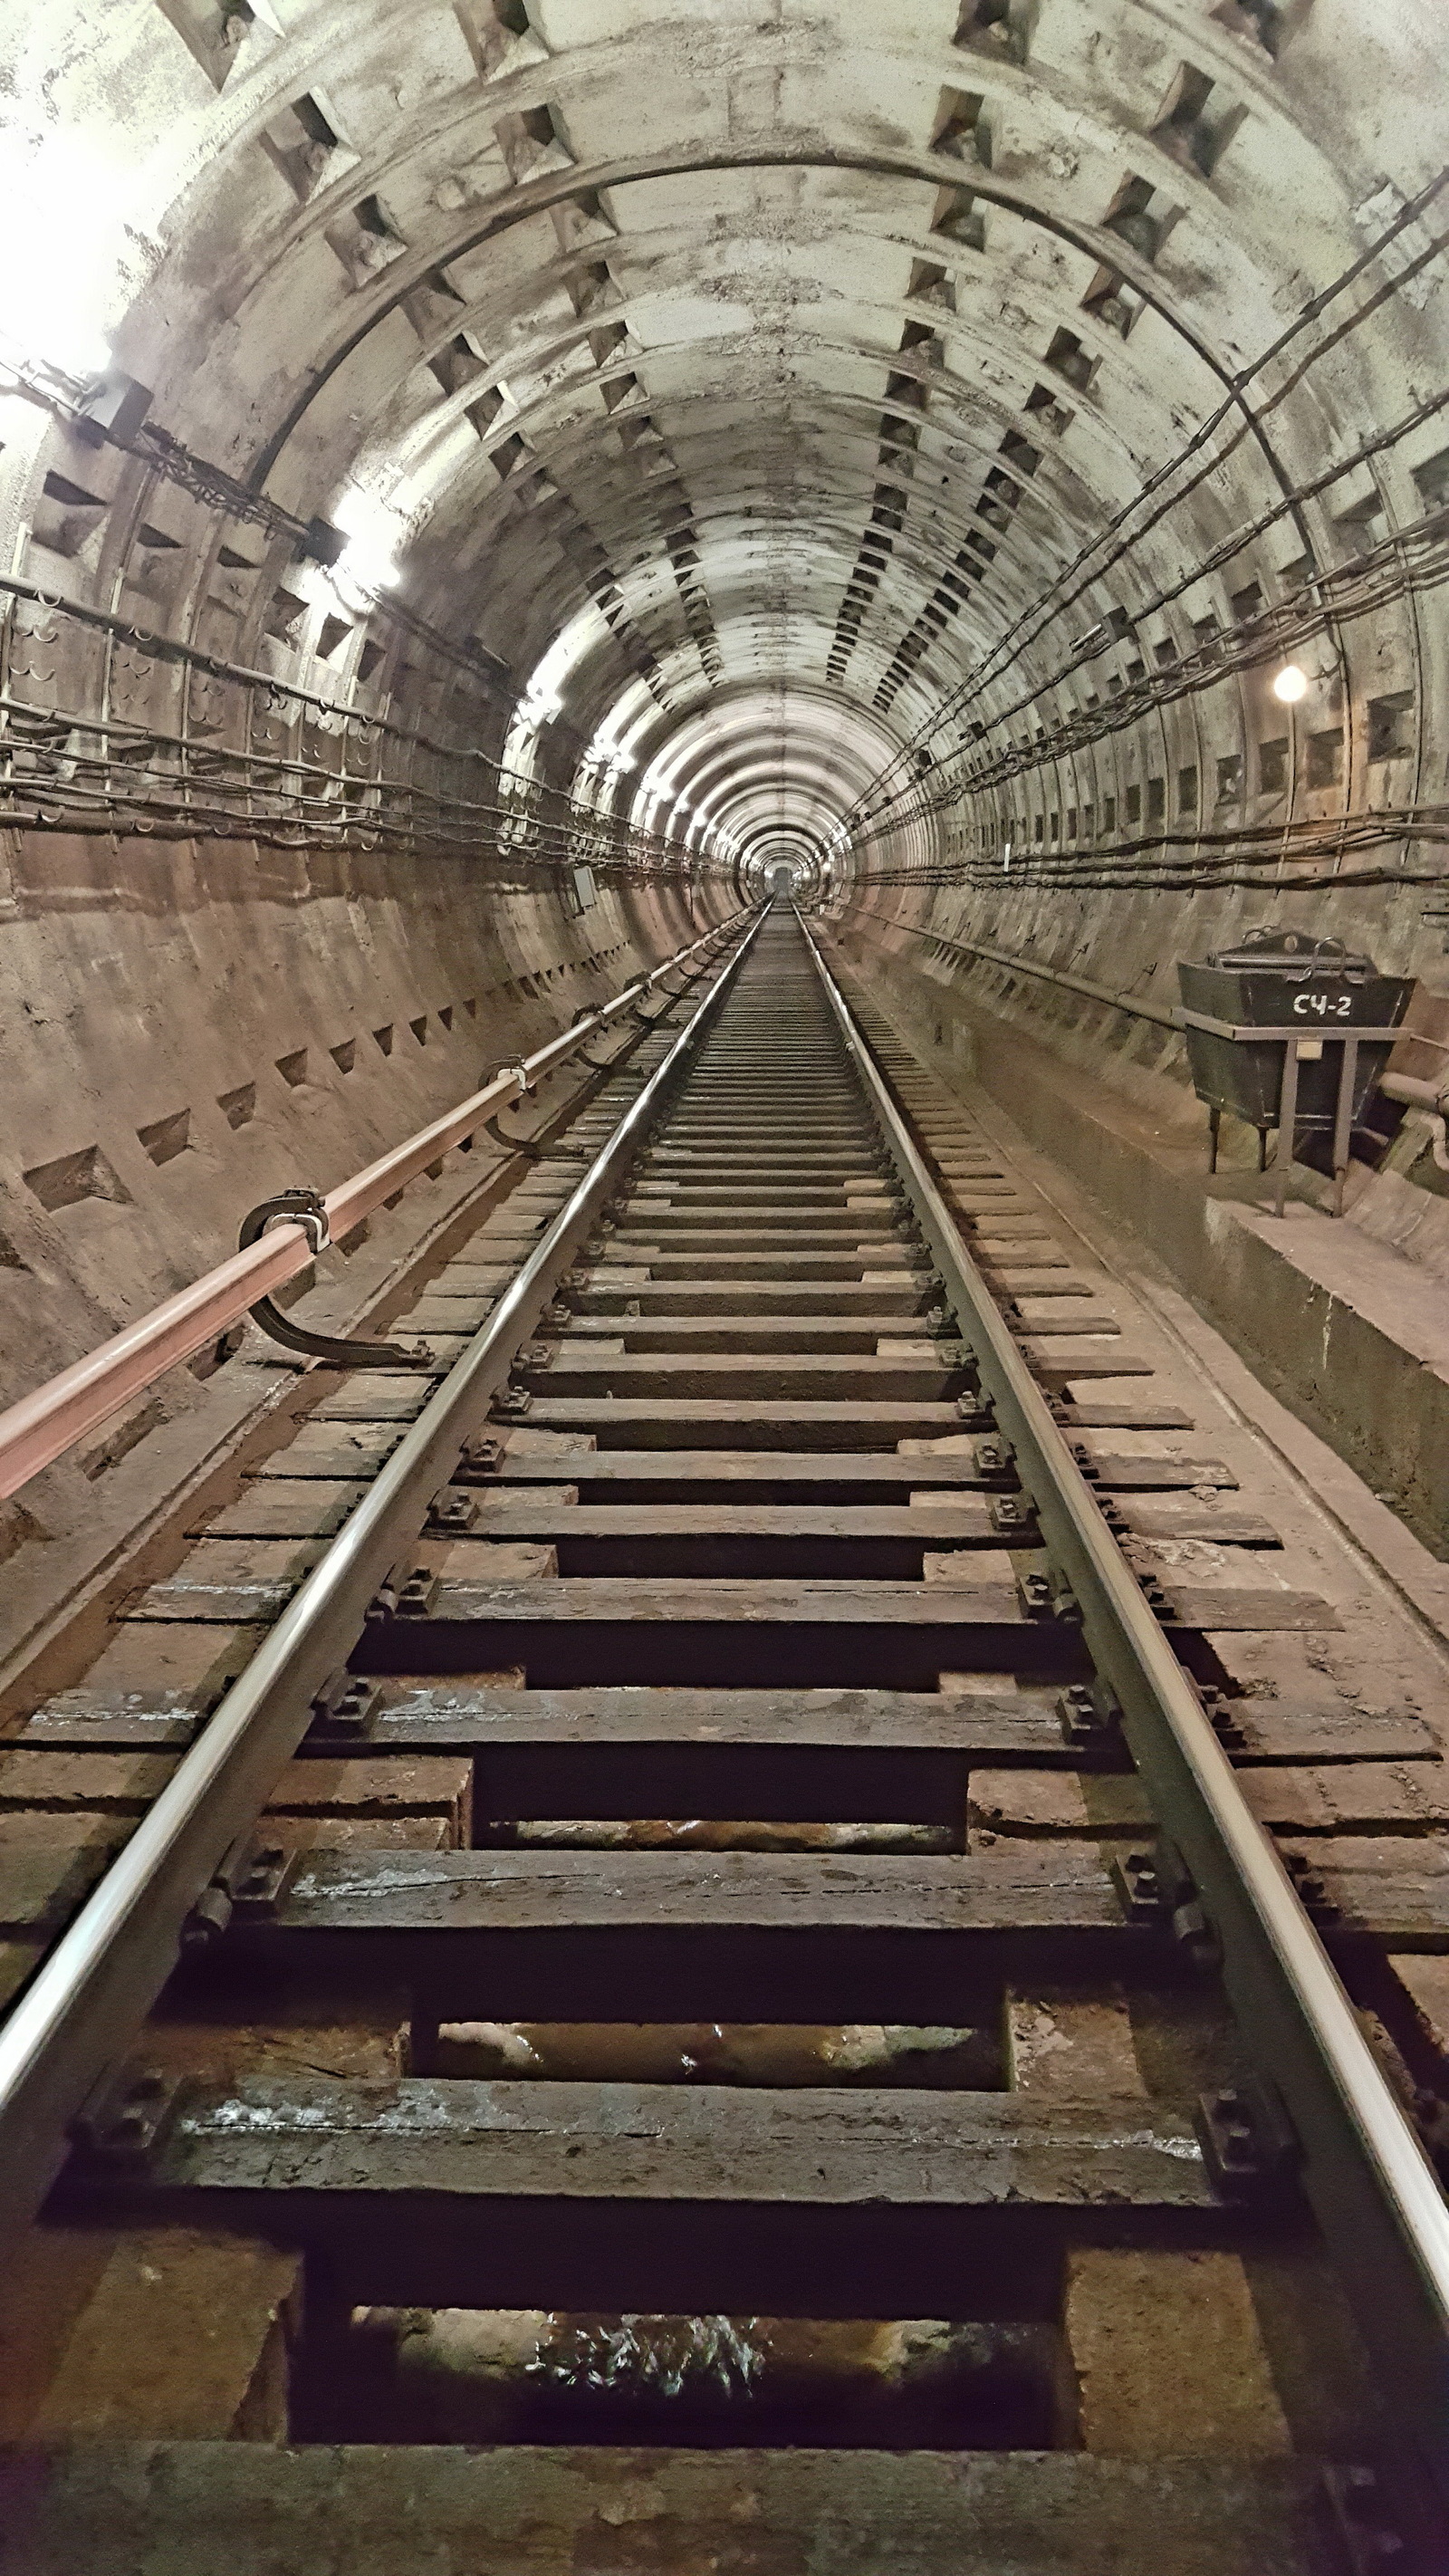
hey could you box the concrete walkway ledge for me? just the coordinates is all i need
[829,933,1449,1562]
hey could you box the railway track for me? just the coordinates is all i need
[3,905,1449,2572]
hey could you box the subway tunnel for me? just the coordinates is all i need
[0,0,1445,1528]
[3,4,1449,2561]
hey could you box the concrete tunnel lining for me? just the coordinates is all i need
[0,0,1446,1565]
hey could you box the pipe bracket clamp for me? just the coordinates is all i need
[240,1187,331,1259]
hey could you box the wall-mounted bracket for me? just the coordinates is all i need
[237,1189,436,1368]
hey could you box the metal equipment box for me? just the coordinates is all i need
[1176,928,1411,1142]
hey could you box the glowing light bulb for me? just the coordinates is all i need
[1271,663,1309,705]
[340,533,399,593]
[0,123,135,382]
[331,490,405,601]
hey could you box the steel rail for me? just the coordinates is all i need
[0,912,748,1503]
[0,904,766,2245]
[801,917,1449,2552]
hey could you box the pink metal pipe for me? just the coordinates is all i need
[0,913,746,1501]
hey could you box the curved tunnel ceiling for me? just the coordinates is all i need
[0,0,1444,898]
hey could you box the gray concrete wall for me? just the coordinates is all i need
[1,0,1445,1536]
[0,835,715,1425]
[831,907,1449,1556]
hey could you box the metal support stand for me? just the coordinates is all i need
[1273,1032,1366,1218]
[473,1062,543,1163]
[483,1111,543,1160]
[1176,1009,1403,1219]
[237,1189,436,1368]
[1272,1038,1300,1220]
[1332,1033,1359,1218]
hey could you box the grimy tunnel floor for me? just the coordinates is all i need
[4,908,1449,2572]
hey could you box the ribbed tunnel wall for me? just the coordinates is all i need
[1,0,1445,1406]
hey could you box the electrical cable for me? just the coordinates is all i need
[837,170,1449,837]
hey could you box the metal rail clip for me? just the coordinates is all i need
[182,1835,298,1948]
[365,1562,441,1623]
[1112,1837,1218,1966]
[973,1434,1018,1487]
[456,1433,505,1479]
[1058,1681,1126,1755]
[1195,2076,1301,2203]
[1281,1846,1341,1927]
[1202,1689,1248,1753]
[69,2064,187,2173]
[1016,1562,1083,1624]
[306,1670,382,1744]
